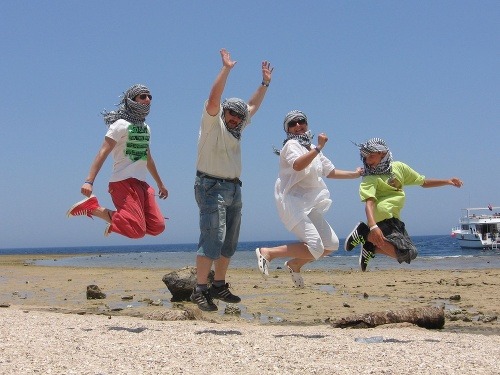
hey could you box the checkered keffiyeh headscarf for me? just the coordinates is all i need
[221,98,249,140]
[355,137,393,176]
[273,110,313,155]
[283,110,307,132]
[102,84,151,126]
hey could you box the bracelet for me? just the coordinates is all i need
[261,81,270,87]
[84,181,93,186]
[314,147,321,153]
[370,225,378,231]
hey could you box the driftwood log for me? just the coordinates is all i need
[330,306,445,329]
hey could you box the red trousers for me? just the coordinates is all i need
[108,178,165,239]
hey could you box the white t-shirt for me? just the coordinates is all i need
[275,140,335,230]
[196,101,250,179]
[105,119,150,182]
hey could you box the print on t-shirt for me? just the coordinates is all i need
[126,124,150,161]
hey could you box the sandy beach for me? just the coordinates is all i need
[1,254,499,374]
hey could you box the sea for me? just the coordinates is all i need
[2,235,499,271]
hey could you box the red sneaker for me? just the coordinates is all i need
[66,196,100,218]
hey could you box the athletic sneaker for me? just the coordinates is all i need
[344,222,370,251]
[209,283,241,303]
[359,246,375,272]
[67,196,100,218]
[190,288,218,311]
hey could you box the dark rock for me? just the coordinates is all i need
[86,285,106,299]
[162,267,214,302]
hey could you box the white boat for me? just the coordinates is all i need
[451,206,500,249]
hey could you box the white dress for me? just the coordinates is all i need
[274,140,335,231]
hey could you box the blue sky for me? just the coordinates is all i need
[1,1,498,249]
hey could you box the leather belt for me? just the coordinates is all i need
[196,171,242,187]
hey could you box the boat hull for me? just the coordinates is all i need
[452,232,496,249]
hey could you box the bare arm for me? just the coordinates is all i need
[421,178,463,188]
[81,137,116,197]
[365,198,378,229]
[327,167,362,179]
[147,149,168,199]
[247,61,274,117]
[206,49,236,116]
[365,198,386,248]
[293,133,328,171]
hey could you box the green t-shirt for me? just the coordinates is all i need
[359,161,425,222]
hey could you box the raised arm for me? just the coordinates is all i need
[291,133,327,171]
[247,60,274,117]
[206,49,237,116]
[421,178,463,188]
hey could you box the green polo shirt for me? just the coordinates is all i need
[359,161,425,222]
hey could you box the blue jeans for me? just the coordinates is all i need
[194,175,242,260]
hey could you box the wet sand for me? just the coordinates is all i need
[1,254,498,333]
[1,254,499,374]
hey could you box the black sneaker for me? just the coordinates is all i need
[344,222,370,251]
[209,283,241,303]
[359,245,375,272]
[190,289,218,311]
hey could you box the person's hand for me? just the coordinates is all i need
[262,61,274,82]
[355,167,363,177]
[317,133,328,149]
[81,182,93,197]
[450,178,463,188]
[368,227,386,248]
[220,48,237,69]
[158,185,169,200]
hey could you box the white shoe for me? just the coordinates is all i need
[255,248,269,278]
[285,261,304,288]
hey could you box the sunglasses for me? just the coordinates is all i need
[228,109,245,120]
[138,93,153,100]
[288,119,307,128]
